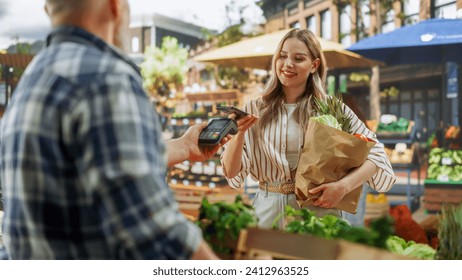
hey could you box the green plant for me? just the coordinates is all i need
[141,37,188,99]
[196,195,257,254]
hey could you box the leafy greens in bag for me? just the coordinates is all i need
[295,94,375,213]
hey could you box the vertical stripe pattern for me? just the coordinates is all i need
[222,99,396,193]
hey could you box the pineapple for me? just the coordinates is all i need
[312,93,352,133]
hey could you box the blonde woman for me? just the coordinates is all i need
[221,29,396,228]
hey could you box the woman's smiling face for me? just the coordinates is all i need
[276,37,318,93]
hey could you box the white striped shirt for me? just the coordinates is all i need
[222,98,396,193]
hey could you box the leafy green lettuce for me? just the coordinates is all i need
[386,235,436,259]
[311,115,342,130]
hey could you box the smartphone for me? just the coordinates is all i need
[216,106,249,120]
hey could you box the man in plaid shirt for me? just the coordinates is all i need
[0,0,224,259]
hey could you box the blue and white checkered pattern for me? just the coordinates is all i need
[0,26,201,259]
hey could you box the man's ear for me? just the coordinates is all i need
[108,0,120,19]
[44,4,50,16]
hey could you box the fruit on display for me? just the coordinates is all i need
[445,126,460,139]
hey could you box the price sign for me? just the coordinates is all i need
[437,174,450,182]
[442,157,453,165]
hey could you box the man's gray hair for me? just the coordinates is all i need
[46,0,89,15]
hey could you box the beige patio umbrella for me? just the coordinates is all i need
[194,29,382,70]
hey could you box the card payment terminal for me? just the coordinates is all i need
[198,118,238,145]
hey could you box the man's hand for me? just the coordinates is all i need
[183,123,231,162]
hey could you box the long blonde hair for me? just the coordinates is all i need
[257,29,327,134]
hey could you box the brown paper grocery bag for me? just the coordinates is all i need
[295,120,375,214]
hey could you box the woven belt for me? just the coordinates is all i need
[259,182,295,194]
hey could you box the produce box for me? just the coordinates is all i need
[427,148,462,182]
[364,201,390,225]
[384,142,416,164]
[423,179,462,212]
[235,227,409,260]
[377,118,415,139]
[366,119,379,133]
[170,184,247,220]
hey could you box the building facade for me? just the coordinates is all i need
[259,0,462,140]
[128,13,209,63]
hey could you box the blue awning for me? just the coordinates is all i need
[347,18,462,65]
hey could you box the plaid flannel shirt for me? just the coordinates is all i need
[0,26,201,259]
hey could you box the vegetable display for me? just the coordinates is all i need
[389,205,429,245]
[377,117,410,133]
[278,206,436,259]
[277,206,394,249]
[196,195,257,254]
[386,235,436,259]
[196,200,439,259]
[427,148,462,182]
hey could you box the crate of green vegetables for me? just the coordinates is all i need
[377,118,415,139]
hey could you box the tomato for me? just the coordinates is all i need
[354,133,376,143]
[354,133,368,142]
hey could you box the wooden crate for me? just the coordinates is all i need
[424,181,462,212]
[376,120,415,139]
[170,184,247,220]
[365,202,390,221]
[235,227,409,260]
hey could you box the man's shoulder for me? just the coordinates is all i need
[39,43,139,85]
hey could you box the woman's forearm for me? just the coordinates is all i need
[221,133,246,178]
[341,159,378,192]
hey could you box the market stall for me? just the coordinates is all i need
[370,115,423,211]
[195,197,445,260]
[424,126,462,213]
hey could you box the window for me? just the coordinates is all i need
[304,0,313,8]
[306,15,316,33]
[321,9,332,40]
[287,1,299,16]
[403,0,420,25]
[381,9,395,33]
[131,36,139,53]
[339,4,352,47]
[433,0,456,19]
[356,0,370,40]
[290,21,301,29]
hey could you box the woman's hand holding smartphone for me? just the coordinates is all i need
[216,106,249,120]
